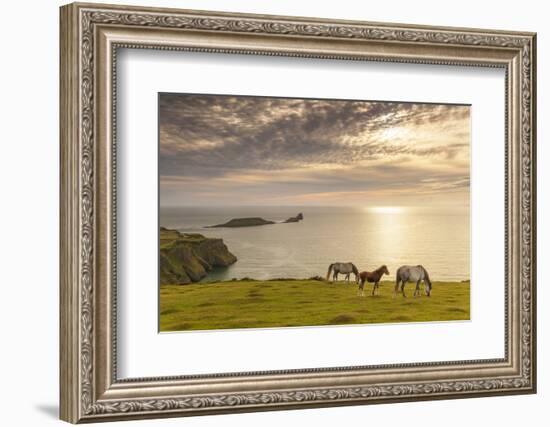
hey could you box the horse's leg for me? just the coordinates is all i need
[414,280,421,297]
[394,278,400,297]
[371,281,376,296]
[401,281,407,297]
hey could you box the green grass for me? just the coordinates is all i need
[160,228,207,249]
[159,279,470,332]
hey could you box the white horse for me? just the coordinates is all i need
[394,265,432,297]
[326,262,359,283]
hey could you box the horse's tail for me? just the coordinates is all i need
[326,263,334,280]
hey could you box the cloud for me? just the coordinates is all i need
[159,93,470,206]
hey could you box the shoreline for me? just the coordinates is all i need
[193,276,471,285]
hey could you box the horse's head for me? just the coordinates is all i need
[382,265,390,276]
[352,264,360,283]
[421,267,432,296]
[425,280,432,297]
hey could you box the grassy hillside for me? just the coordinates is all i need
[160,279,470,332]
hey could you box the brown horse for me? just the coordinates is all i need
[358,265,390,296]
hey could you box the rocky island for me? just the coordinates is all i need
[283,212,304,223]
[160,227,237,285]
[207,213,303,228]
[206,217,275,228]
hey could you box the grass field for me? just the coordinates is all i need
[159,279,470,332]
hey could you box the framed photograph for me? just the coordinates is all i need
[60,2,537,423]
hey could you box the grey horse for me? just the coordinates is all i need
[394,265,432,297]
[326,262,359,283]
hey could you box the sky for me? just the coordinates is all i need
[159,93,470,208]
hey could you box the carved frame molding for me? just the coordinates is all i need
[60,2,536,423]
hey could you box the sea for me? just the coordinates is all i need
[160,206,470,282]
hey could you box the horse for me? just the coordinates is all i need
[358,265,390,296]
[394,265,432,297]
[326,262,359,284]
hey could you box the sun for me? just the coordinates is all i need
[380,126,407,141]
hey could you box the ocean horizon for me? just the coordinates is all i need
[160,205,470,282]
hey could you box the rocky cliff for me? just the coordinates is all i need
[160,227,237,285]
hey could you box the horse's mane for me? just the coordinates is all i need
[420,265,432,284]
[375,265,387,273]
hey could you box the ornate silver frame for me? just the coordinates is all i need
[60,2,537,423]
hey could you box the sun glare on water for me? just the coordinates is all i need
[366,206,404,214]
